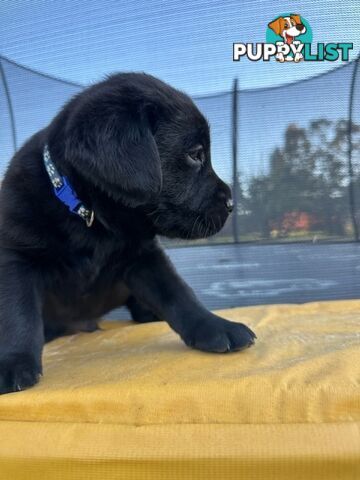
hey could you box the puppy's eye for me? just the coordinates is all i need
[187,146,205,166]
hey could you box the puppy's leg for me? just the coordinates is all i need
[124,245,256,353]
[44,319,100,342]
[0,250,44,394]
[126,295,162,323]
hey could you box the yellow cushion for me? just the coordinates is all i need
[0,300,359,479]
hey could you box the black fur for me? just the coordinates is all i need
[0,73,256,394]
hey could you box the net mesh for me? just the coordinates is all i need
[237,61,359,243]
[1,55,360,310]
[2,55,358,245]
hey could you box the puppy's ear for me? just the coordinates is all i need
[290,14,301,25]
[268,17,284,36]
[64,104,162,207]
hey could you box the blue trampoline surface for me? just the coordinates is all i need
[109,242,360,319]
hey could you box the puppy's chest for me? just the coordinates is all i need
[57,243,124,295]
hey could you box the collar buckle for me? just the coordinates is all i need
[54,177,82,213]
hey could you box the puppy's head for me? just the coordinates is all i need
[64,73,232,240]
[149,85,233,239]
[268,15,306,44]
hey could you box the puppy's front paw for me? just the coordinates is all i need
[182,315,256,353]
[0,353,42,394]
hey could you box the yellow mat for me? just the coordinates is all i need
[0,300,359,479]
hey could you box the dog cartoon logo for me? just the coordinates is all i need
[267,14,308,62]
[233,15,352,63]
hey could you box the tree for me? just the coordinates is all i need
[243,119,360,240]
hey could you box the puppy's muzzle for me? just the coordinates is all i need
[216,187,233,213]
[296,23,305,32]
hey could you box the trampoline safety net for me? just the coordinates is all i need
[1,56,359,246]
[1,55,360,311]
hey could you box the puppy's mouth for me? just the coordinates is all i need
[186,213,225,239]
[146,204,227,240]
[285,33,294,44]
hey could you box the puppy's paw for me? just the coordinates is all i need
[0,353,42,394]
[182,315,256,353]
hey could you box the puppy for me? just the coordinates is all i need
[268,14,306,62]
[0,73,256,394]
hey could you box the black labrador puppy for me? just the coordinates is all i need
[0,73,256,394]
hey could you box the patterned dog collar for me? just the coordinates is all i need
[43,145,95,227]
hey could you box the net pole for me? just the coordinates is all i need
[348,54,360,241]
[232,78,239,243]
[0,57,17,153]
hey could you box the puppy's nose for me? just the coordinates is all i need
[296,23,304,31]
[225,198,234,213]
[216,182,233,212]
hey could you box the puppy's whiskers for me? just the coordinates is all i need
[205,218,211,237]
[211,217,216,235]
[189,215,201,239]
[147,207,161,217]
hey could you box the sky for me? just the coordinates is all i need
[0,0,359,184]
[0,0,359,95]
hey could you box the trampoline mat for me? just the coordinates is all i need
[0,299,359,479]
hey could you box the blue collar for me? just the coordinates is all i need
[43,145,95,227]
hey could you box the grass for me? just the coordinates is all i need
[160,230,356,248]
